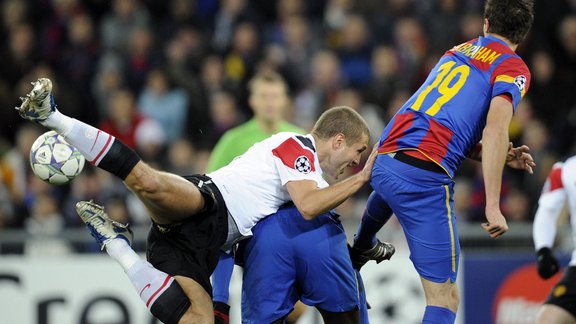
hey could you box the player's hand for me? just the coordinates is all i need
[505,143,536,174]
[358,144,378,183]
[481,207,509,238]
[536,247,560,279]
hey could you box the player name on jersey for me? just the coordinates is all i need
[453,43,502,64]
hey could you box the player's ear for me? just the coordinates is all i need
[332,133,345,150]
[483,18,490,34]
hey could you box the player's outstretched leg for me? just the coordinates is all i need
[16,78,136,171]
[76,200,211,324]
[16,78,206,225]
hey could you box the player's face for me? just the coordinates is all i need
[328,134,369,180]
[249,81,289,123]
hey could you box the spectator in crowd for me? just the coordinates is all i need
[92,61,124,118]
[212,0,252,52]
[100,0,149,54]
[2,125,43,217]
[424,0,462,53]
[24,193,72,256]
[0,0,28,37]
[62,165,116,227]
[267,15,319,89]
[294,50,342,129]
[0,138,15,228]
[98,88,147,149]
[166,138,199,175]
[336,14,374,87]
[208,90,242,143]
[0,23,38,86]
[124,27,158,91]
[365,45,404,110]
[134,118,167,168]
[393,17,428,89]
[138,68,189,142]
[223,21,261,89]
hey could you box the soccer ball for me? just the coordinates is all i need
[29,130,85,185]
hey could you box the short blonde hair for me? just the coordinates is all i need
[312,106,369,145]
[247,72,288,94]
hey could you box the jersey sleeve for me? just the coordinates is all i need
[490,56,531,112]
[271,137,322,186]
[533,163,566,250]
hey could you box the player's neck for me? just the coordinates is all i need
[485,33,518,51]
[256,118,279,134]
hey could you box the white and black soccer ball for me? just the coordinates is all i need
[29,130,85,185]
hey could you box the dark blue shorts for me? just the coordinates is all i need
[371,154,460,283]
[241,205,360,323]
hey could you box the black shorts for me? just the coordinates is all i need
[545,266,576,318]
[146,174,228,295]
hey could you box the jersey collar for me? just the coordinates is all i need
[483,34,511,48]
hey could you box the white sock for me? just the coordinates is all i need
[105,239,174,308]
[42,110,115,164]
[126,259,174,308]
[105,238,140,271]
[41,110,74,136]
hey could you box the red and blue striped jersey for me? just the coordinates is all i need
[379,35,531,177]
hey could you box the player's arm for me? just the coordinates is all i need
[475,59,534,171]
[480,95,513,238]
[533,165,566,279]
[286,147,378,220]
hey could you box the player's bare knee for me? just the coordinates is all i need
[126,164,164,198]
[422,280,454,308]
[136,175,163,198]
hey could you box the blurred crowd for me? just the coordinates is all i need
[0,0,575,254]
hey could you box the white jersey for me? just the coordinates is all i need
[533,156,576,266]
[207,132,329,236]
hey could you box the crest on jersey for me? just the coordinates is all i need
[294,156,312,174]
[514,75,526,92]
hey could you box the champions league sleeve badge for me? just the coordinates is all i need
[514,75,526,92]
[294,156,312,174]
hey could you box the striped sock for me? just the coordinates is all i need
[105,239,173,308]
[106,240,190,323]
[43,110,114,164]
[126,260,175,309]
